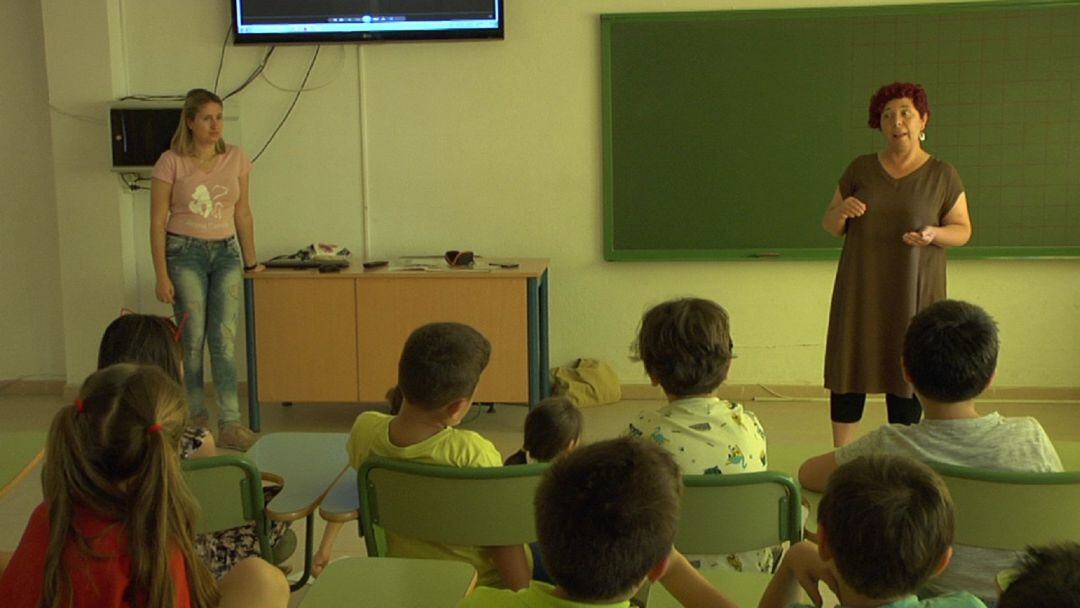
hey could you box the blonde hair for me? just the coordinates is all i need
[40,364,219,608]
[170,88,226,157]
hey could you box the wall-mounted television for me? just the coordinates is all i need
[232,0,503,44]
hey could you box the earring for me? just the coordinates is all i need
[919,132,926,142]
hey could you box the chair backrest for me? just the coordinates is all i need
[927,461,1080,550]
[358,457,547,557]
[675,471,802,555]
[182,454,273,561]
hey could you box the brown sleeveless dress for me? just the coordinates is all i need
[824,154,965,397]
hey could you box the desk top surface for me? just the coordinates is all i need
[245,432,349,522]
[299,557,476,607]
[247,257,549,280]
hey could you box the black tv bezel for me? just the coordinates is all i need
[231,0,504,45]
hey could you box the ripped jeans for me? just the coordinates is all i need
[166,232,243,427]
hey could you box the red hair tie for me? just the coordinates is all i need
[147,423,163,435]
[74,399,85,413]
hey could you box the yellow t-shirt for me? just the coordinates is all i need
[347,411,508,586]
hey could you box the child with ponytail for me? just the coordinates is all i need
[0,363,288,608]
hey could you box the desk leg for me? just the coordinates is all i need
[527,278,541,408]
[539,270,550,401]
[244,278,262,432]
[289,512,315,591]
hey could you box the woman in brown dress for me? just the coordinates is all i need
[822,82,972,447]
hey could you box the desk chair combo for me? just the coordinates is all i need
[244,432,351,590]
[296,458,547,607]
[646,471,803,608]
[926,461,1080,550]
[181,454,275,561]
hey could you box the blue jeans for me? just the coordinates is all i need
[166,233,243,427]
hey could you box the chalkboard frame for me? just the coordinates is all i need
[601,1,1080,261]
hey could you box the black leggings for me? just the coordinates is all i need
[830,392,922,424]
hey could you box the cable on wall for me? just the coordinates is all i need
[251,46,320,163]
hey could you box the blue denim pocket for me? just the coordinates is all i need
[165,234,189,256]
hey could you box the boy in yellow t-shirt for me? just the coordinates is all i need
[314,322,530,589]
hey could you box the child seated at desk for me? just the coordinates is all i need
[624,297,771,573]
[0,364,289,608]
[97,313,293,579]
[760,454,985,608]
[504,396,582,465]
[798,300,1062,602]
[315,322,530,589]
[458,437,740,608]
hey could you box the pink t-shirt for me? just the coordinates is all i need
[152,144,252,240]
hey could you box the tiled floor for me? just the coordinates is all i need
[2,390,1078,606]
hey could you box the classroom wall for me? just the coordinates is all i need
[29,0,1080,389]
[0,0,65,382]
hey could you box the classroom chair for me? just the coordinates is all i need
[298,556,477,608]
[358,457,547,557]
[646,471,803,608]
[181,454,275,561]
[927,461,1080,550]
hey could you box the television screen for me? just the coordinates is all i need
[232,0,503,44]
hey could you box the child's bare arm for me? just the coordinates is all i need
[657,550,739,608]
[798,452,839,492]
[486,544,531,590]
[759,541,836,608]
[313,521,345,577]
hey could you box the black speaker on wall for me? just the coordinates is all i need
[110,106,181,172]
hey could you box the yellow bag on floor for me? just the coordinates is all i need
[551,358,621,407]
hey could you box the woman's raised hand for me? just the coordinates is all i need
[838,196,867,220]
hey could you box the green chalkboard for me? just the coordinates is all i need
[602,1,1080,260]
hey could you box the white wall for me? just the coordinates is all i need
[28,0,1080,389]
[0,0,65,381]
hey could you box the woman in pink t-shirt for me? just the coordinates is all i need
[151,88,261,450]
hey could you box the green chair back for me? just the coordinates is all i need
[927,461,1080,550]
[182,454,274,561]
[358,457,547,556]
[676,471,803,555]
[647,471,803,608]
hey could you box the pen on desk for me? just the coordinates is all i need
[751,252,780,258]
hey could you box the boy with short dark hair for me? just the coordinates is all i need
[799,300,1061,601]
[315,322,530,588]
[762,454,986,608]
[997,543,1080,608]
[626,297,769,571]
[458,437,738,608]
[504,396,583,465]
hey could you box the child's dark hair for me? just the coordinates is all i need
[42,364,218,608]
[818,454,954,600]
[98,313,184,382]
[536,437,681,601]
[524,397,583,462]
[397,322,491,410]
[631,298,733,396]
[998,543,1080,608]
[902,299,998,402]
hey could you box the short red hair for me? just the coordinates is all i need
[868,82,929,129]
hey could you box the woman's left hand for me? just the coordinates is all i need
[245,263,266,273]
[902,226,936,247]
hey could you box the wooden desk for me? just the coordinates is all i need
[299,557,477,608]
[0,432,46,500]
[245,432,350,589]
[243,258,550,430]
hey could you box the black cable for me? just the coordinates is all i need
[252,46,320,163]
[222,46,275,101]
[213,22,232,94]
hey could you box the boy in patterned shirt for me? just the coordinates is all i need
[624,297,770,572]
